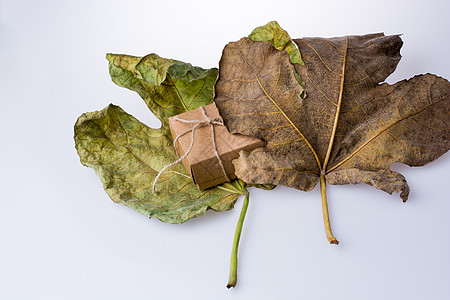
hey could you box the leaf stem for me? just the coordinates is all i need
[320,174,339,245]
[227,189,250,289]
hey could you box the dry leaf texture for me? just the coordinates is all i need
[75,105,244,223]
[214,34,450,200]
[75,54,245,223]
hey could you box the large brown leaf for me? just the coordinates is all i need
[214,34,450,202]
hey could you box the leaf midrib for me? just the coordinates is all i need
[322,36,349,172]
[166,74,189,112]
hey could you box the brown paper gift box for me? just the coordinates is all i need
[168,103,265,190]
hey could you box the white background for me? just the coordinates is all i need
[1,0,449,299]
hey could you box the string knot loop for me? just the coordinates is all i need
[152,106,230,194]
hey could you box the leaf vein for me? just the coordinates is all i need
[301,39,342,76]
[327,95,448,173]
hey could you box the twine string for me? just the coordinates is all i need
[152,107,230,194]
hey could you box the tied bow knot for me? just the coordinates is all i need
[152,106,230,194]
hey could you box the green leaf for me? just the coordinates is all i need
[75,104,244,224]
[76,54,246,223]
[248,21,303,65]
[106,53,218,129]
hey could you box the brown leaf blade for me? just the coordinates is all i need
[326,74,450,173]
[215,34,450,200]
[326,169,410,201]
[214,37,320,191]
[294,35,449,200]
[234,150,320,191]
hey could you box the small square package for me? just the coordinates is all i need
[168,103,265,190]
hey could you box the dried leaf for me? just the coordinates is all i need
[75,104,244,224]
[214,34,450,201]
[75,54,245,223]
[106,53,218,130]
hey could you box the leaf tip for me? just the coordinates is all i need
[105,53,114,62]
